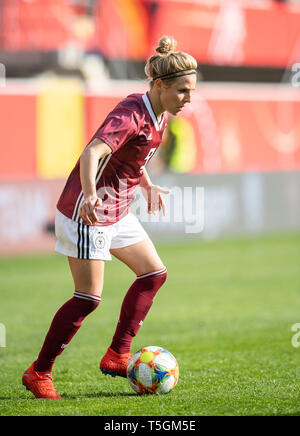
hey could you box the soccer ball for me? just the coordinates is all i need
[126,346,179,395]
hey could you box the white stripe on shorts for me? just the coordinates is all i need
[77,222,91,259]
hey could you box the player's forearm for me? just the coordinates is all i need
[80,140,111,198]
[80,148,99,198]
[140,168,153,189]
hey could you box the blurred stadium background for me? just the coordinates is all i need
[0,0,300,255]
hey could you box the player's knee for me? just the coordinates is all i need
[150,267,167,288]
[73,291,102,314]
[135,266,167,290]
[158,268,167,286]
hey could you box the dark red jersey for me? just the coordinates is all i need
[57,92,168,226]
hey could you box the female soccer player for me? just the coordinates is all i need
[22,36,197,399]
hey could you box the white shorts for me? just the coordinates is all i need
[55,209,149,261]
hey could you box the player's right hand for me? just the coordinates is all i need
[79,195,102,225]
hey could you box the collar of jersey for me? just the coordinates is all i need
[142,92,165,132]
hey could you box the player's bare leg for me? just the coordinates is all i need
[67,257,105,297]
[110,238,165,277]
[100,238,167,377]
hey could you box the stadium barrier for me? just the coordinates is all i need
[136,170,300,240]
[0,170,299,255]
[0,79,299,254]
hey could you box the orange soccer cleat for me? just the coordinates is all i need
[100,347,132,378]
[22,362,62,400]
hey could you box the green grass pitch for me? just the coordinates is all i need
[0,232,300,416]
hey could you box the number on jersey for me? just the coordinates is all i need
[140,148,156,170]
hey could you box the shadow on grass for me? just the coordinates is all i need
[264,411,300,417]
[62,391,139,399]
[0,392,139,402]
[1,390,139,401]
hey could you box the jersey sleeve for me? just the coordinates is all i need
[94,106,140,153]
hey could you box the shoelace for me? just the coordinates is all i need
[35,372,53,382]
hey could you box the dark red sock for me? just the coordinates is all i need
[34,292,100,372]
[110,267,167,354]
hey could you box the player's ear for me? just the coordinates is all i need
[154,78,164,93]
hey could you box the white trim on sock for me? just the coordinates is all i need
[136,267,167,280]
[74,291,101,302]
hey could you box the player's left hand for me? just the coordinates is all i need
[141,184,171,216]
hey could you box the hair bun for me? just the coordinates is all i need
[156,36,177,55]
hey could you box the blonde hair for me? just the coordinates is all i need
[145,36,197,84]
